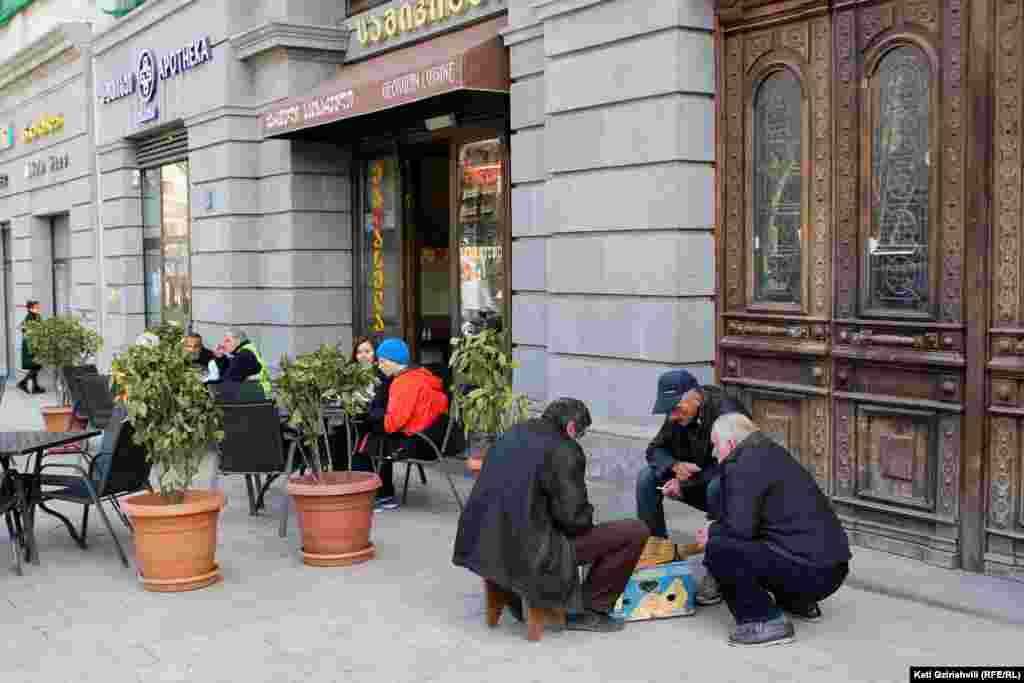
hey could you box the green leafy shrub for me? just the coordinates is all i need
[449,329,528,438]
[276,344,377,477]
[22,315,103,405]
[111,332,224,501]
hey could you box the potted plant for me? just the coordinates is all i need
[112,325,226,592]
[21,314,103,431]
[277,344,380,567]
[449,329,529,475]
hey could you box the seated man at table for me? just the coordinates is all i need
[699,413,851,647]
[454,398,650,633]
[184,333,225,382]
[358,338,447,511]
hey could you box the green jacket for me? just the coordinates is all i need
[20,312,41,370]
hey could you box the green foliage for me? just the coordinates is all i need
[22,315,103,406]
[275,344,378,476]
[449,329,528,437]
[111,333,224,502]
[149,321,186,346]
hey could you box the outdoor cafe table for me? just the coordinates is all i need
[0,430,101,564]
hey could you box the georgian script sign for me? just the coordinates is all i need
[263,58,464,135]
[262,17,508,138]
[99,37,213,106]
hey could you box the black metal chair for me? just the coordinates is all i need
[370,413,467,511]
[36,420,151,568]
[79,374,116,431]
[212,401,291,516]
[209,380,267,403]
[1,469,24,576]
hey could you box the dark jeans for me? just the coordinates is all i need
[636,451,715,538]
[704,535,849,624]
[574,519,650,613]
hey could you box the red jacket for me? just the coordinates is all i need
[384,367,449,435]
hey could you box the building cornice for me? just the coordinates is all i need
[230,22,349,63]
[93,0,198,57]
[501,22,543,48]
[531,0,612,21]
[0,21,91,92]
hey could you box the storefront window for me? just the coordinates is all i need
[363,157,403,337]
[457,139,505,335]
[142,161,192,328]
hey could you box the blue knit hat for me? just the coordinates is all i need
[377,338,410,366]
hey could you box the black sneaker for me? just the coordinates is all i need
[728,619,795,647]
[695,574,723,606]
[567,609,625,633]
[780,602,822,623]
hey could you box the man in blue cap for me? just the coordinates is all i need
[636,369,750,606]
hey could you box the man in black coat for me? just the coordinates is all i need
[698,413,851,647]
[636,369,750,605]
[453,398,650,633]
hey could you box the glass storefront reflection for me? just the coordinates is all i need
[457,139,504,335]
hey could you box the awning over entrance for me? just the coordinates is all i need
[262,16,509,138]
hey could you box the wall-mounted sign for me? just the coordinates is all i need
[99,36,213,125]
[25,153,70,179]
[370,160,386,333]
[354,0,483,46]
[0,123,13,151]
[0,174,8,189]
[345,0,504,61]
[21,114,63,144]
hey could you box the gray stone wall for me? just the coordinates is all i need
[504,0,717,476]
[0,24,98,378]
[93,0,351,367]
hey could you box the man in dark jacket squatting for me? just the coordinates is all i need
[453,398,650,633]
[636,369,751,607]
[698,413,850,647]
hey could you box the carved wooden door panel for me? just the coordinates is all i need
[718,4,834,497]
[717,0,968,570]
[986,0,1024,582]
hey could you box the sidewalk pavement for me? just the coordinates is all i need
[2,382,1024,683]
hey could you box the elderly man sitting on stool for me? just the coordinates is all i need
[698,413,851,647]
[454,398,649,634]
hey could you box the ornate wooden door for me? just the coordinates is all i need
[717,0,978,570]
[986,0,1024,582]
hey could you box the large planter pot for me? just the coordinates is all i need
[41,406,76,432]
[287,471,381,567]
[122,489,226,593]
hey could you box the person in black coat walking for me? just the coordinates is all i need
[698,413,851,647]
[453,398,650,633]
[17,300,45,394]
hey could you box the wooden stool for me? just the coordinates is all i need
[485,579,567,641]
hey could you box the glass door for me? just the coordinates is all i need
[455,138,506,336]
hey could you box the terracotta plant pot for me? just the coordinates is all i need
[41,406,76,432]
[122,489,226,593]
[287,471,381,567]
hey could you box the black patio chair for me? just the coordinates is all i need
[212,401,291,516]
[79,374,116,431]
[36,420,151,568]
[370,412,467,511]
[1,470,24,576]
